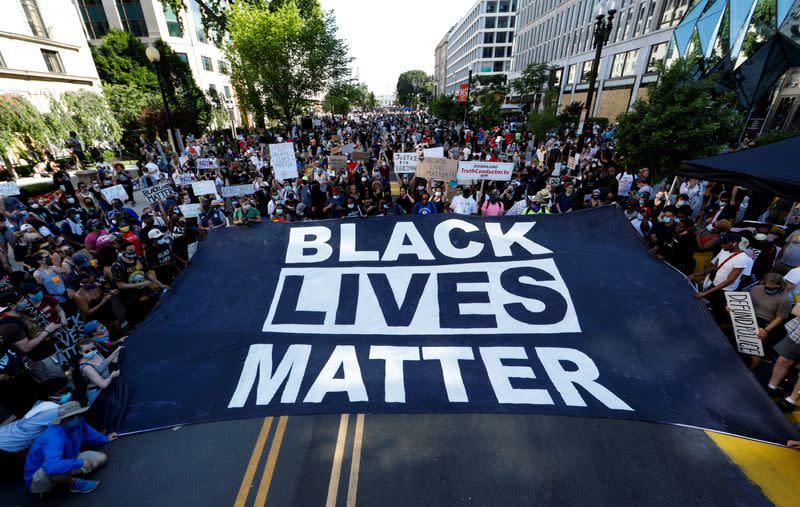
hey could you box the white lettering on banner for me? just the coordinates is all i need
[191,180,217,196]
[100,184,128,202]
[141,183,175,204]
[269,142,298,180]
[457,161,514,181]
[724,292,765,356]
[178,173,194,186]
[197,158,218,170]
[263,259,580,335]
[393,152,418,174]
[220,185,255,198]
[0,181,20,197]
[228,345,631,410]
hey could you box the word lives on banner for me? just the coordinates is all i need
[118,208,797,444]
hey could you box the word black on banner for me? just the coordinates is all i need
[141,183,176,204]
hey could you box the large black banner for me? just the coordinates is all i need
[120,207,797,443]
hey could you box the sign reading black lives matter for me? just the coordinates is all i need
[141,183,176,204]
[119,208,796,443]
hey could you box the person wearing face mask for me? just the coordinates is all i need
[674,194,694,218]
[745,226,777,281]
[233,198,262,226]
[31,253,68,303]
[555,181,577,214]
[74,275,121,336]
[343,197,363,218]
[647,208,678,254]
[17,283,68,329]
[111,244,166,327]
[112,216,143,257]
[144,229,181,285]
[745,273,791,370]
[449,186,477,215]
[77,338,123,406]
[23,400,117,495]
[481,191,505,216]
[658,218,697,275]
[271,204,288,222]
[106,199,139,225]
[692,231,749,319]
[59,209,86,250]
[412,192,437,215]
[706,191,736,224]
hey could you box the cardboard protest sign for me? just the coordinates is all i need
[0,181,20,197]
[567,156,578,170]
[423,147,445,158]
[100,184,128,202]
[192,180,218,196]
[341,144,355,155]
[393,152,418,174]
[269,142,298,180]
[220,185,255,198]
[331,135,341,142]
[179,203,202,219]
[416,158,458,181]
[141,183,176,204]
[329,155,348,171]
[352,151,370,162]
[197,158,218,171]
[457,161,514,181]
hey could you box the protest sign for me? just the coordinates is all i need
[416,158,458,181]
[331,135,341,142]
[457,161,514,181]
[567,156,577,170]
[553,162,563,177]
[329,155,348,171]
[100,184,128,202]
[220,185,255,198]
[423,146,445,158]
[177,173,194,186]
[141,183,176,204]
[197,158,218,171]
[393,152,418,174]
[269,142,298,180]
[0,181,20,197]
[353,151,370,161]
[312,119,322,127]
[188,242,199,260]
[331,146,342,155]
[724,292,765,357]
[192,180,218,196]
[119,208,797,445]
[179,156,188,168]
[179,204,202,219]
[341,144,355,155]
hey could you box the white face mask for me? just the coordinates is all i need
[755,233,768,241]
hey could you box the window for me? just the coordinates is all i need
[659,0,691,29]
[497,16,509,28]
[484,32,494,44]
[485,17,496,29]
[647,42,667,73]
[176,52,189,64]
[508,32,513,43]
[493,61,504,72]
[201,56,213,72]
[483,47,493,58]
[163,4,183,37]
[496,32,507,43]
[41,50,64,74]
[76,0,109,39]
[218,60,228,74]
[551,67,563,87]
[115,0,148,36]
[609,49,639,78]
[498,0,510,12]
[567,64,576,85]
[20,0,48,38]
[494,47,505,58]
[208,84,216,92]
[224,85,232,99]
[0,51,5,68]
[580,60,594,83]
[486,1,497,13]
[190,0,207,43]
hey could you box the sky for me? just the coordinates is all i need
[319,0,469,96]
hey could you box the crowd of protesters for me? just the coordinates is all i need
[2,108,800,497]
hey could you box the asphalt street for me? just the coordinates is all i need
[2,413,797,506]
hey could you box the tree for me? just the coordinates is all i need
[615,58,743,182]
[429,94,465,122]
[103,83,158,129]
[62,90,122,145]
[91,29,158,92]
[396,70,433,107]
[512,63,551,97]
[323,82,376,115]
[226,0,350,130]
[527,89,560,141]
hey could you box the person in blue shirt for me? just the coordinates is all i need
[23,401,117,495]
[412,192,438,215]
[106,199,139,225]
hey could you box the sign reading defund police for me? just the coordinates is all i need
[119,208,797,443]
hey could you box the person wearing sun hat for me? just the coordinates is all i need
[23,400,117,495]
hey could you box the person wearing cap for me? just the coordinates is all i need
[23,400,117,495]
[145,229,181,285]
[522,193,551,215]
[691,231,750,318]
[0,397,67,473]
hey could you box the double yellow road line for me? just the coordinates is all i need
[234,414,365,507]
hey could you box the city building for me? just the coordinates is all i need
[443,0,519,96]
[74,0,240,125]
[511,0,692,121]
[0,0,102,112]
[668,0,800,135]
[377,94,397,107]
[434,27,454,96]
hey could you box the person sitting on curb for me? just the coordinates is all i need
[23,401,117,495]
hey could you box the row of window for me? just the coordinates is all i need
[483,31,514,44]
[482,46,513,59]
[485,1,517,14]
[208,83,233,100]
[559,42,668,88]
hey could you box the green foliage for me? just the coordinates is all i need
[742,0,776,58]
[473,93,503,130]
[102,149,116,161]
[20,182,57,197]
[559,101,584,125]
[528,109,560,141]
[396,70,434,107]
[103,84,158,129]
[43,96,76,144]
[0,94,59,160]
[62,90,122,144]
[752,129,800,146]
[512,63,551,97]
[324,82,377,115]
[615,58,744,182]
[587,117,610,129]
[226,1,350,129]
[91,29,158,92]
[475,74,508,95]
[429,94,465,122]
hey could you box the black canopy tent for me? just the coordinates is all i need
[678,135,800,201]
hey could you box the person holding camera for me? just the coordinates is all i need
[233,197,262,226]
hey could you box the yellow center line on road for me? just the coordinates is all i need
[233,417,273,507]
[326,414,350,507]
[253,415,289,507]
[345,414,365,507]
[706,431,800,507]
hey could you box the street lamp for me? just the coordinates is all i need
[582,0,617,131]
[225,98,237,140]
[145,44,177,152]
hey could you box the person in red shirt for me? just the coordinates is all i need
[17,283,68,328]
[113,216,143,257]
